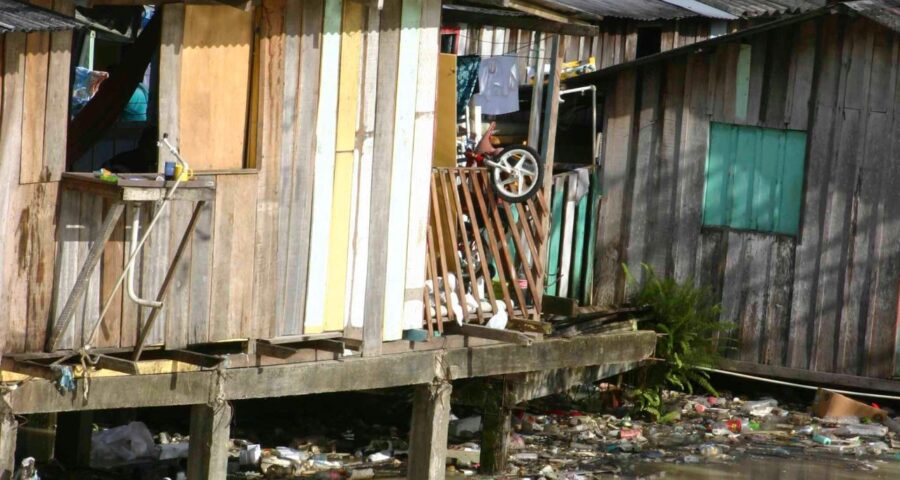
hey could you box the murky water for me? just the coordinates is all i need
[631,456,900,479]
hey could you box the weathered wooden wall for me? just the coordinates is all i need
[0,0,75,359]
[450,17,713,82]
[1,0,441,355]
[593,15,900,379]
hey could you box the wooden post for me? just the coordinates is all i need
[407,381,452,480]
[479,398,511,474]
[527,31,544,149]
[538,34,562,272]
[187,403,232,479]
[55,411,92,468]
[0,411,17,480]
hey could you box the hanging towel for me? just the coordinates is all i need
[456,55,481,117]
[473,55,519,115]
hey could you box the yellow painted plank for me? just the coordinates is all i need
[323,0,364,332]
[434,53,458,168]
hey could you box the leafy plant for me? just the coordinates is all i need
[623,263,733,419]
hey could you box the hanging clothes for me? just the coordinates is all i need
[456,55,481,117]
[473,55,519,115]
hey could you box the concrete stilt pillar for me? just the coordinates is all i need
[407,381,452,480]
[0,411,18,480]
[187,403,232,479]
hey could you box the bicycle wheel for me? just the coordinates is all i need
[490,145,545,203]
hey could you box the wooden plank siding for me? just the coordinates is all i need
[590,16,900,379]
[2,0,443,357]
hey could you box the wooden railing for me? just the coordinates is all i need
[424,168,548,335]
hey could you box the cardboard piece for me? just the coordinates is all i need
[812,389,887,421]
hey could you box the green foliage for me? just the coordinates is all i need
[623,264,733,419]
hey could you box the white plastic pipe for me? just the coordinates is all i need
[126,204,162,308]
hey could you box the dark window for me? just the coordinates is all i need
[636,27,662,58]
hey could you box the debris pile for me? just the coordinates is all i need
[442,388,900,478]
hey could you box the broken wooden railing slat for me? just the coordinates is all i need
[443,323,535,346]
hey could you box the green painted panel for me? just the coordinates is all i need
[546,178,565,296]
[729,125,755,229]
[703,122,806,236]
[570,187,589,301]
[778,131,806,235]
[583,170,600,305]
[703,122,733,226]
[754,128,780,232]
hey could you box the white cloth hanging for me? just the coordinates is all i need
[473,55,519,115]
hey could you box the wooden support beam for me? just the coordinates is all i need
[443,323,535,346]
[187,403,232,479]
[94,354,140,375]
[254,340,298,359]
[266,332,343,345]
[538,34,562,273]
[161,350,223,369]
[503,361,643,404]
[7,332,656,414]
[0,358,55,380]
[479,396,511,475]
[407,381,452,480]
[527,31,544,149]
[55,411,93,469]
[0,412,17,480]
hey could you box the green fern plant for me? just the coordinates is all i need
[623,263,733,418]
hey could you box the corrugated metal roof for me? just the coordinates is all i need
[0,0,82,33]
[695,0,827,18]
[527,0,703,20]
[844,0,900,32]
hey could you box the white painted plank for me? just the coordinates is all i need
[303,0,343,333]
[382,0,422,340]
[348,0,380,329]
[402,0,440,330]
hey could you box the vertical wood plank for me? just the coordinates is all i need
[159,4,184,169]
[625,65,661,288]
[282,0,324,335]
[164,201,192,349]
[252,0,286,340]
[43,0,74,181]
[363,0,402,354]
[20,29,49,184]
[97,198,124,349]
[275,0,301,335]
[595,70,636,305]
[188,192,214,345]
[402,0,440,330]
[648,59,685,278]
[672,52,710,283]
[139,202,169,346]
[381,0,422,340]
[325,0,364,332]
[304,0,343,334]
[119,205,142,347]
[347,0,381,330]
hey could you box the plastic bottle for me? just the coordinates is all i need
[812,434,832,445]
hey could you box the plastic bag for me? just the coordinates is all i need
[91,421,158,468]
